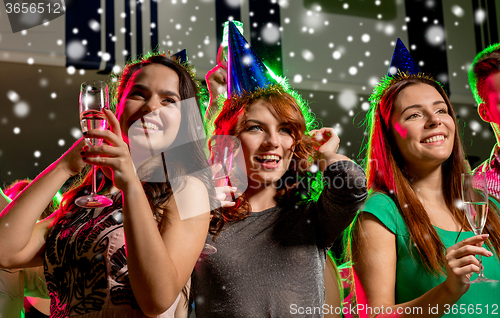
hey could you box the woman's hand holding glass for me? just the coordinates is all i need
[80,109,139,192]
[57,138,88,177]
[444,234,493,295]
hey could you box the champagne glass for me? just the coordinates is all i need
[200,136,241,255]
[75,80,114,208]
[461,171,498,283]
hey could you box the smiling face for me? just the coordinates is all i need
[390,83,455,170]
[237,100,295,189]
[117,64,182,156]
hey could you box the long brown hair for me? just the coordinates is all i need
[213,87,318,222]
[354,76,500,274]
[53,54,223,235]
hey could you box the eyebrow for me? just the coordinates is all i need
[132,84,181,100]
[401,101,446,115]
[245,119,290,126]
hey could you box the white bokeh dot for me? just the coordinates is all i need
[14,102,30,117]
[301,50,314,62]
[349,66,358,75]
[293,74,303,83]
[51,92,57,99]
[452,5,464,17]
[333,51,341,60]
[361,34,370,43]
[71,127,82,139]
[34,150,41,158]
[13,127,21,134]
[338,90,357,111]
[7,91,20,103]
[58,139,65,146]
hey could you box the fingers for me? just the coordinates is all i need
[215,186,237,206]
[449,234,490,252]
[84,128,124,147]
[103,108,123,139]
[211,164,223,176]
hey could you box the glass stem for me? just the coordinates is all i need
[477,254,485,278]
[92,165,97,195]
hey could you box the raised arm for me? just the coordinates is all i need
[204,45,227,124]
[83,109,210,316]
[353,213,492,318]
[309,127,367,245]
[0,138,86,268]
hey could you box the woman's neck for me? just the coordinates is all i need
[406,164,445,205]
[245,183,278,212]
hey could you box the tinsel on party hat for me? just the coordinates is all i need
[226,20,277,98]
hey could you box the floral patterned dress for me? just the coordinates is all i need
[43,198,180,318]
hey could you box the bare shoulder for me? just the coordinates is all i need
[167,176,210,221]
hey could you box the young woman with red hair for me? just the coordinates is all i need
[350,74,500,317]
[192,84,367,317]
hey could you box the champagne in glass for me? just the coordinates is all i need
[461,171,498,283]
[81,109,108,147]
[75,80,114,208]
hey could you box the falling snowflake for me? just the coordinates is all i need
[293,74,303,83]
[262,23,280,44]
[301,50,314,62]
[425,26,445,46]
[7,91,20,103]
[14,102,30,118]
[475,9,486,24]
[452,5,464,18]
[88,20,100,32]
[338,90,357,111]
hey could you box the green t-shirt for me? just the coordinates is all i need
[362,192,500,317]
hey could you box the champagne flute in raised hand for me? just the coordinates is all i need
[75,80,114,208]
[461,171,498,283]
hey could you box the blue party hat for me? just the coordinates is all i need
[387,38,421,76]
[227,21,276,98]
[172,49,188,64]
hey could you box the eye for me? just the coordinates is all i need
[129,91,145,99]
[247,125,263,132]
[405,113,419,120]
[436,108,448,114]
[279,127,292,134]
[163,97,177,105]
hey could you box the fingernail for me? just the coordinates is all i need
[231,187,237,191]
[229,202,236,206]
[488,251,493,257]
[482,234,490,238]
